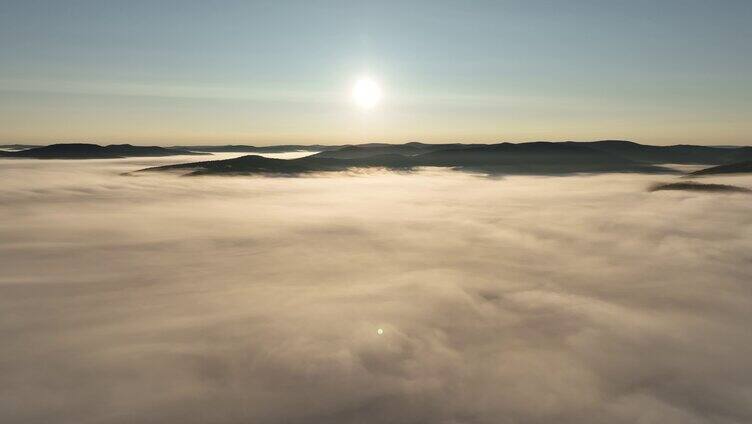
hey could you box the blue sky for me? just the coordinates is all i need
[1,0,750,145]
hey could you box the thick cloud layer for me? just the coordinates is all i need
[1,157,752,423]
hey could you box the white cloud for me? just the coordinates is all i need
[1,159,751,423]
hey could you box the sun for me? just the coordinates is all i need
[352,77,382,109]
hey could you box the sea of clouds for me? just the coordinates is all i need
[1,155,752,424]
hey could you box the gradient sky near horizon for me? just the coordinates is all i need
[1,0,750,146]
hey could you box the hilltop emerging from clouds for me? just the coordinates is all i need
[138,140,752,177]
[6,140,752,182]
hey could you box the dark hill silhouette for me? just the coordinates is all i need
[137,153,415,176]
[577,140,752,164]
[418,142,626,165]
[137,141,674,176]
[299,140,752,167]
[0,143,208,159]
[689,161,752,176]
[0,144,121,159]
[11,140,748,172]
[412,142,671,174]
[162,140,752,166]
[649,182,751,193]
[146,155,314,175]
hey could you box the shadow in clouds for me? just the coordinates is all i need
[649,181,751,193]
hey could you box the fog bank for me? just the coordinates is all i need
[1,158,752,423]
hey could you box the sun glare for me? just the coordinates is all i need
[352,77,382,109]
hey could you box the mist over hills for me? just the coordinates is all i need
[0,144,41,151]
[5,140,752,178]
[5,161,752,424]
[0,143,207,159]
[139,153,417,176]
[6,142,752,422]
[169,142,482,156]
[170,140,752,164]
[138,140,749,176]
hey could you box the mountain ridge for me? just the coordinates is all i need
[136,141,686,176]
[0,143,209,159]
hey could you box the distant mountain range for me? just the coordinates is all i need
[138,153,417,176]
[576,140,752,164]
[170,140,752,165]
[6,141,752,178]
[138,140,702,176]
[0,143,208,159]
[168,142,486,156]
[308,142,483,158]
